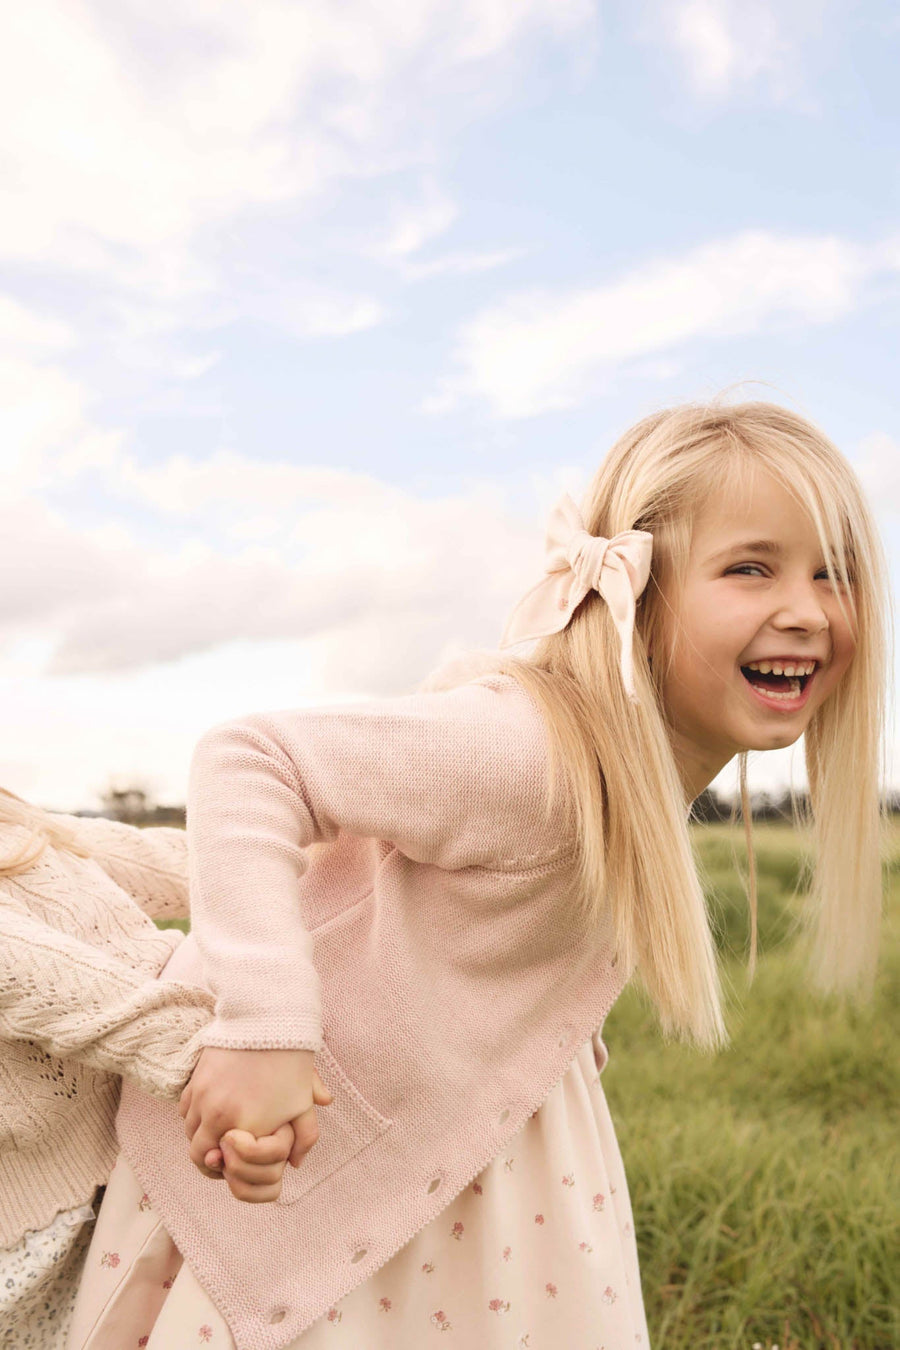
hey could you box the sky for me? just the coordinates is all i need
[1,0,898,811]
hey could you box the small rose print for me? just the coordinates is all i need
[421,1262,435,1274]
[162,1277,174,1290]
[578,1241,594,1253]
[534,1213,545,1225]
[593,1192,606,1212]
[430,1309,452,1331]
[138,1193,152,1212]
[100,1251,120,1269]
[471,1181,483,1195]
[624,1221,632,1234]
[561,1173,574,1187]
[378,1297,392,1312]
[138,1339,149,1348]
[503,1157,515,1172]
[517,1337,531,1349]
[502,1246,512,1262]
[450,1221,464,1240]
[199,1328,213,1344]
[488,1298,511,1314]
[610,1184,617,1195]
[601,1286,617,1305]
[545,1282,558,1299]
[325,1307,342,1324]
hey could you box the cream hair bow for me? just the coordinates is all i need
[500,493,653,703]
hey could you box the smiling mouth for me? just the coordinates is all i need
[739,660,818,703]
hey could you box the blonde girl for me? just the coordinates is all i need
[0,795,305,1348]
[69,401,887,1350]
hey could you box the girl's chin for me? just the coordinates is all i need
[739,718,807,751]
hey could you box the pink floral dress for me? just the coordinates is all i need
[68,1039,649,1350]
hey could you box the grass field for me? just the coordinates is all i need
[602,822,899,1350]
[159,822,898,1349]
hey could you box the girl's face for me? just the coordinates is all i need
[658,464,857,798]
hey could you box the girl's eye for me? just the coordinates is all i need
[726,564,766,577]
[817,569,850,588]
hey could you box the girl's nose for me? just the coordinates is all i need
[771,581,829,634]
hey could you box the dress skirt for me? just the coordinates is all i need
[68,1039,650,1350]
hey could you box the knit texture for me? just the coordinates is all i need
[0,818,214,1249]
[117,675,627,1350]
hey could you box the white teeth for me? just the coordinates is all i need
[744,659,815,676]
[753,677,803,702]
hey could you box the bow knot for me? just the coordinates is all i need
[500,493,653,703]
[566,531,612,594]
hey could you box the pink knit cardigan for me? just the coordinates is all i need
[117,675,626,1350]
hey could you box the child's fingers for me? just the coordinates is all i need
[220,1133,288,1200]
[220,1124,293,1166]
[312,1068,333,1107]
[287,1108,320,1169]
[221,1154,286,1189]
[189,1120,226,1175]
[225,1174,284,1204]
[203,1147,224,1171]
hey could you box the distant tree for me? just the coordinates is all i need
[690,788,731,823]
[98,781,184,828]
[101,785,149,823]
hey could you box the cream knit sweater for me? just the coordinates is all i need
[0,815,213,1249]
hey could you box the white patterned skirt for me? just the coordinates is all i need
[0,1199,98,1349]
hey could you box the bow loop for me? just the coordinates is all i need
[500,493,653,703]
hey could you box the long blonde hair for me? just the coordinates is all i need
[0,788,89,877]
[496,401,888,1047]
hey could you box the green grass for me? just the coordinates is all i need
[602,822,899,1350]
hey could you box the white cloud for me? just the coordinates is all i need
[653,0,795,100]
[375,181,459,258]
[0,296,74,356]
[0,290,124,495]
[0,357,121,492]
[0,441,540,679]
[433,230,881,418]
[112,451,397,518]
[401,246,528,281]
[0,498,132,629]
[249,286,389,338]
[0,0,593,297]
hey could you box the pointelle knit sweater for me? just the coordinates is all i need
[0,815,214,1250]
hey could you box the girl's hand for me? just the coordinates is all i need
[203,1124,296,1203]
[179,1047,333,1178]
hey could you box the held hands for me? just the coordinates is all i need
[180,1047,333,1203]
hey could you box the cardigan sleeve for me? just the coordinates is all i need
[50,815,190,921]
[0,900,213,1099]
[187,677,556,1051]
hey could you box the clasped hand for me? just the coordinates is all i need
[179,1047,333,1203]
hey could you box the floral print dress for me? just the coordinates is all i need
[0,1201,98,1349]
[69,1039,650,1350]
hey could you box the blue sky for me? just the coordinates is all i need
[1,0,897,810]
